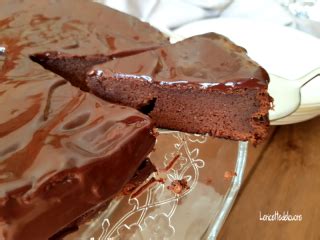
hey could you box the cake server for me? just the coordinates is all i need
[171,33,320,125]
[269,67,320,122]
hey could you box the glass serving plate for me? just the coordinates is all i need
[66,131,248,240]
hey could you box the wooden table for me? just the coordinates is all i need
[219,116,320,240]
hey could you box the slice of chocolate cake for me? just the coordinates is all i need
[85,33,272,143]
[32,33,272,143]
[87,33,272,143]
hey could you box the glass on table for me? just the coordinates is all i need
[65,131,248,239]
[277,0,320,37]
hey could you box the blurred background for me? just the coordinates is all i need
[96,0,320,37]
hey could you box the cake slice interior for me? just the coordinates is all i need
[32,33,272,143]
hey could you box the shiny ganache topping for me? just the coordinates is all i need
[92,33,269,90]
[0,79,151,198]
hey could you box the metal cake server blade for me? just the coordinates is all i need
[269,67,320,123]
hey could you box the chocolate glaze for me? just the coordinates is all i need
[0,0,166,239]
[0,0,167,57]
[0,80,155,240]
[91,33,269,91]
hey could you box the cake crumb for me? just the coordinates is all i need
[224,171,237,180]
[206,178,213,185]
[167,179,190,195]
[151,128,159,137]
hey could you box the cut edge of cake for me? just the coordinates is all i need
[30,33,272,144]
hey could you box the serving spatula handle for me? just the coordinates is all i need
[296,67,320,88]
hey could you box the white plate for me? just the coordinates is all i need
[173,18,320,124]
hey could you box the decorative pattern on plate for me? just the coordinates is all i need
[97,132,206,240]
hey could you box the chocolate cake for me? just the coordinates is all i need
[32,34,272,143]
[0,0,167,239]
[1,0,272,238]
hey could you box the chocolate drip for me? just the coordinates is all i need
[43,80,67,120]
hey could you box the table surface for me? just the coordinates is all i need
[219,116,320,239]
